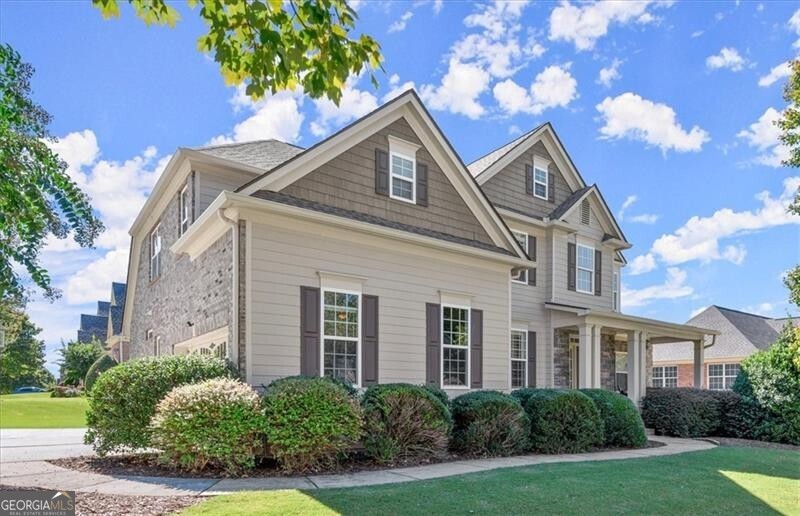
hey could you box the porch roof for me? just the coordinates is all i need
[545,302,720,344]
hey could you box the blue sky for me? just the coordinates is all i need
[1,1,798,373]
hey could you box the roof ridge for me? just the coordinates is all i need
[711,305,774,320]
[467,125,543,168]
[194,139,305,151]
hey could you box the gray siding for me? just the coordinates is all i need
[280,117,495,247]
[197,168,254,214]
[481,141,573,219]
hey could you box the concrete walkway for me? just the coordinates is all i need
[0,435,715,497]
[0,429,94,462]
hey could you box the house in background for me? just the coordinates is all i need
[76,301,109,344]
[652,306,796,390]
[105,282,128,362]
[119,90,718,405]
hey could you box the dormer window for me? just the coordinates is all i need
[388,136,420,204]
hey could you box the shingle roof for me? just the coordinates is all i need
[96,301,110,317]
[194,139,305,171]
[78,314,108,344]
[466,125,545,177]
[111,282,126,306]
[548,186,593,220]
[252,190,516,257]
[766,317,799,332]
[109,305,124,336]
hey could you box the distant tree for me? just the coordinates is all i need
[0,44,104,301]
[92,0,383,104]
[58,338,104,386]
[0,300,55,393]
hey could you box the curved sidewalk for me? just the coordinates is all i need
[0,436,715,497]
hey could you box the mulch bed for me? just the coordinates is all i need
[705,436,800,452]
[50,440,667,480]
[0,484,200,516]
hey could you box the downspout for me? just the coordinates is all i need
[217,208,239,371]
[705,334,716,349]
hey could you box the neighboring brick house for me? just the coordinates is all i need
[105,282,128,362]
[76,301,109,344]
[653,306,796,390]
[120,91,717,404]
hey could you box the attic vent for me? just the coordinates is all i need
[581,199,590,225]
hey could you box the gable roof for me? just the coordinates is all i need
[194,140,304,171]
[548,186,593,220]
[467,125,544,177]
[548,185,628,245]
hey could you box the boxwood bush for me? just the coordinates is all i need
[450,391,529,456]
[84,354,117,392]
[523,389,604,453]
[362,383,451,463]
[640,388,719,438]
[151,378,264,474]
[84,355,236,455]
[422,384,451,409]
[580,389,647,448]
[262,376,363,472]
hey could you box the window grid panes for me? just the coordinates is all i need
[615,351,628,392]
[708,363,739,390]
[150,226,161,280]
[533,167,547,199]
[442,306,469,387]
[653,366,678,388]
[390,153,415,202]
[511,231,528,283]
[511,330,527,389]
[576,244,594,293]
[179,186,190,235]
[323,291,359,385]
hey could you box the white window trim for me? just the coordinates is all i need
[320,287,362,388]
[174,326,228,357]
[612,271,619,312]
[179,185,190,236]
[653,365,678,388]
[708,363,739,390]
[511,231,528,284]
[150,224,161,280]
[387,135,420,205]
[510,328,527,390]
[533,166,548,200]
[441,303,471,389]
[154,335,162,356]
[576,243,595,294]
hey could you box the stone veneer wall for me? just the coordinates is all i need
[553,329,571,388]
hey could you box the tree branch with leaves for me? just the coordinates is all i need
[777,60,800,308]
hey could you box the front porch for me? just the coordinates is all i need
[547,303,719,405]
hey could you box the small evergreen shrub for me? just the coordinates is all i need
[640,388,719,438]
[524,390,604,453]
[580,389,647,448]
[708,390,750,438]
[84,354,117,392]
[151,378,264,474]
[362,383,451,463]
[84,355,236,455]
[422,384,451,409]
[262,376,362,472]
[450,391,529,456]
[511,388,564,409]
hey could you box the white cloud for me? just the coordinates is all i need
[629,213,659,224]
[618,194,637,220]
[689,305,708,318]
[705,47,747,72]
[596,92,710,153]
[208,88,304,145]
[420,59,491,119]
[432,0,443,14]
[508,124,522,136]
[649,176,800,265]
[309,80,378,137]
[549,0,668,51]
[622,267,694,308]
[628,253,657,276]
[382,74,416,103]
[64,248,129,305]
[741,302,777,317]
[737,107,790,167]
[758,61,792,87]
[494,64,578,116]
[691,30,704,38]
[597,59,622,88]
[388,11,413,33]
[790,8,800,47]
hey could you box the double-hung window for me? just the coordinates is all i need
[708,363,739,390]
[533,166,548,199]
[576,244,595,294]
[388,136,419,203]
[150,225,162,280]
[615,351,628,392]
[510,330,527,389]
[322,290,360,385]
[511,231,528,284]
[179,185,190,236]
[653,366,678,388]
[442,305,470,387]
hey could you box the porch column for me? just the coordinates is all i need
[578,324,592,388]
[591,325,602,388]
[693,340,704,388]
[627,330,641,405]
[640,331,649,397]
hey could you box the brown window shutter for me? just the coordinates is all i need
[567,242,577,291]
[470,309,483,389]
[528,267,537,286]
[594,249,602,296]
[525,164,533,196]
[527,331,537,387]
[416,162,428,207]
[361,295,379,386]
[426,303,441,387]
[375,148,389,196]
[300,286,321,376]
[548,173,556,202]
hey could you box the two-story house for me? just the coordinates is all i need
[120,91,717,404]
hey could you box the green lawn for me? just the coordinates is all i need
[184,447,800,516]
[0,392,88,428]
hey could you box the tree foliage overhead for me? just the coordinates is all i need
[92,0,383,104]
[777,59,800,308]
[0,44,103,301]
[0,299,55,393]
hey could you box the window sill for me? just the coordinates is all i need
[533,193,548,201]
[388,194,417,205]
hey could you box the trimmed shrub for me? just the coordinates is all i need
[708,390,750,438]
[422,384,451,409]
[151,378,264,474]
[511,388,565,409]
[262,376,362,472]
[580,389,647,448]
[524,390,604,453]
[362,383,451,463]
[84,355,236,455]
[50,385,82,398]
[84,354,117,392]
[450,391,529,456]
[640,388,719,438]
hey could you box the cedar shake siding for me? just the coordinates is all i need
[480,141,572,220]
[279,117,495,247]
